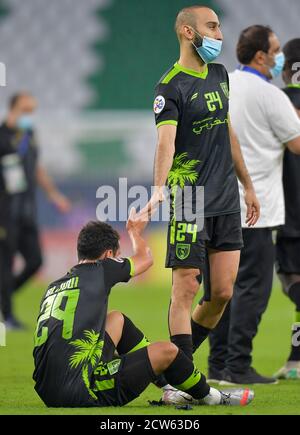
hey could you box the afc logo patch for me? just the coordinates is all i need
[153,95,165,114]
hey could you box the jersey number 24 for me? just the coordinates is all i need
[34,289,80,347]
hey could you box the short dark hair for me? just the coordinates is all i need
[237,25,273,65]
[175,5,216,41]
[9,92,32,109]
[77,221,120,261]
[9,93,22,109]
[283,38,300,73]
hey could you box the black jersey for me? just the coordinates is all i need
[0,125,16,193]
[153,62,240,217]
[0,124,39,221]
[280,85,300,237]
[33,258,133,407]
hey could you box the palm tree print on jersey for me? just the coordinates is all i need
[168,153,200,189]
[69,330,104,400]
[167,153,200,240]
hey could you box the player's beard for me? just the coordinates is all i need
[193,33,203,50]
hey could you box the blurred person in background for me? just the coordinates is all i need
[274,38,300,380]
[0,92,71,329]
[207,26,300,385]
[0,119,16,326]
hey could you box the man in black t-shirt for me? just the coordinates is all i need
[0,92,71,328]
[275,39,300,380]
[33,213,254,408]
[143,6,259,364]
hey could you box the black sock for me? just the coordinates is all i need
[170,334,193,360]
[117,314,150,355]
[289,283,300,311]
[191,319,211,353]
[153,374,168,388]
[287,283,300,361]
[117,315,168,387]
[164,349,210,399]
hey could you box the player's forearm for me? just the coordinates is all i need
[128,229,153,274]
[230,128,253,191]
[153,124,176,190]
[36,165,59,198]
[129,229,152,258]
[153,141,175,189]
[232,143,253,190]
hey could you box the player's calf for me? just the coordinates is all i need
[170,268,201,359]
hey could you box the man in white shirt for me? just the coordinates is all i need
[207,25,300,385]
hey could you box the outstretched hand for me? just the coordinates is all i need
[126,204,157,235]
[138,187,165,220]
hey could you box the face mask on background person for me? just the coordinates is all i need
[269,52,285,79]
[16,114,34,130]
[191,28,223,64]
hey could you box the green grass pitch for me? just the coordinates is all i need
[1,278,299,415]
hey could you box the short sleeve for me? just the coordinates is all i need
[153,82,180,129]
[103,257,134,288]
[265,86,300,144]
[225,69,230,96]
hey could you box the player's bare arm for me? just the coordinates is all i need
[228,120,260,226]
[286,134,300,154]
[36,164,71,213]
[126,207,154,276]
[149,124,176,207]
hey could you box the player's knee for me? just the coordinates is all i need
[173,272,200,302]
[212,286,233,305]
[158,342,178,367]
[107,310,124,329]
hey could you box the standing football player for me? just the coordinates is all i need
[144,5,259,363]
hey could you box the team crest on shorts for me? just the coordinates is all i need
[176,243,191,260]
[153,95,165,114]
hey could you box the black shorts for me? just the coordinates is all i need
[165,212,243,269]
[91,334,156,407]
[276,236,300,275]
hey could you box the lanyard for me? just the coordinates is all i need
[238,65,270,82]
[17,131,31,157]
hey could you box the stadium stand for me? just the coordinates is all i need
[0,0,299,111]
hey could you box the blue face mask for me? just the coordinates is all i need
[192,30,223,64]
[16,114,34,130]
[270,52,285,79]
